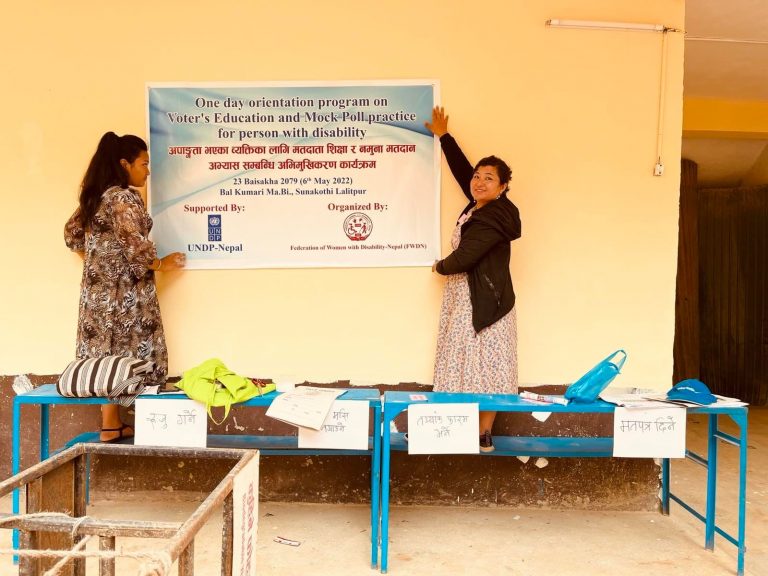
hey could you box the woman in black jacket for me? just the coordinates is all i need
[426,107,521,452]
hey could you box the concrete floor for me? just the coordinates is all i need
[2,408,765,575]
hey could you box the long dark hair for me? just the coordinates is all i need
[78,132,147,228]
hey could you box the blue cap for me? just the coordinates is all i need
[667,379,717,405]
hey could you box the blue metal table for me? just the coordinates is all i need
[379,391,748,575]
[12,384,383,568]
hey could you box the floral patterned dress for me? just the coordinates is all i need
[64,186,167,383]
[432,210,518,394]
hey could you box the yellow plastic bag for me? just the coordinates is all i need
[175,358,275,423]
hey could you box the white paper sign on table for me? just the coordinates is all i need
[298,400,369,450]
[265,386,344,430]
[613,406,686,458]
[134,398,207,448]
[407,403,479,454]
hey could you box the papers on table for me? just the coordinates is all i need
[599,387,664,408]
[265,386,345,430]
[600,387,748,408]
[598,386,747,457]
[711,395,748,407]
[641,392,748,408]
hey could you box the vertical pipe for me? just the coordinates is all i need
[704,414,718,549]
[12,397,22,552]
[40,405,50,461]
[380,405,392,573]
[737,412,748,575]
[371,400,382,568]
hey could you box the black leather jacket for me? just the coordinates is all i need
[435,134,522,332]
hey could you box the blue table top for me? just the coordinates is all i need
[15,383,381,406]
[382,390,747,415]
[15,385,745,416]
[383,390,615,413]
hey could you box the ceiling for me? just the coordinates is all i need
[681,0,768,187]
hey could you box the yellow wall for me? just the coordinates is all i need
[682,97,768,187]
[0,0,684,387]
[683,98,768,138]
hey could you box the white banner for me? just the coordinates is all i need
[147,81,440,268]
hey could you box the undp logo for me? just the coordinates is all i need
[208,214,222,242]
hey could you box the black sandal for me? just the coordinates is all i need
[100,424,134,442]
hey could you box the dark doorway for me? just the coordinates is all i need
[674,159,768,405]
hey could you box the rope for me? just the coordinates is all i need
[137,553,172,576]
[42,535,92,576]
[69,515,91,539]
[0,547,173,576]
[0,510,174,575]
[0,511,73,527]
[0,511,94,540]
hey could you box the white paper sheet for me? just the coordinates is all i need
[600,387,665,408]
[613,406,686,458]
[298,400,369,449]
[406,403,479,454]
[134,398,207,448]
[265,386,345,430]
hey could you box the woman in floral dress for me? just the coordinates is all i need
[65,132,186,441]
[426,107,521,452]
